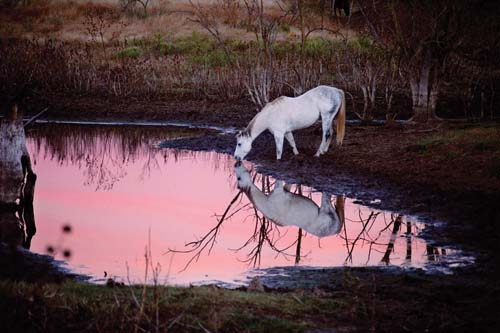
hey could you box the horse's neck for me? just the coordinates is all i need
[244,183,274,218]
[248,112,268,141]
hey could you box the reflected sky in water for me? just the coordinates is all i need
[25,124,459,285]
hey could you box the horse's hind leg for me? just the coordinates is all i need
[320,192,335,213]
[323,125,335,154]
[323,109,342,154]
[315,114,335,157]
[285,132,299,155]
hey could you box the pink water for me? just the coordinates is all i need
[26,124,453,285]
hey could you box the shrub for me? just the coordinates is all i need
[303,38,332,58]
[190,49,235,68]
[173,32,215,55]
[116,46,141,59]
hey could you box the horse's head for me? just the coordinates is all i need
[234,161,252,191]
[234,130,252,161]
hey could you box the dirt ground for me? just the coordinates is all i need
[8,94,500,331]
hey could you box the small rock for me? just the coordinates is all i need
[247,277,265,292]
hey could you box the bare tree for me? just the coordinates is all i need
[119,0,151,16]
[293,0,341,95]
[357,0,469,122]
[243,0,292,106]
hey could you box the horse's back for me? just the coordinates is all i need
[267,190,320,223]
[308,85,343,102]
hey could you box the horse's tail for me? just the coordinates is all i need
[336,90,346,145]
[335,194,345,229]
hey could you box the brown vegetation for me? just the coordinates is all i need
[1,0,498,121]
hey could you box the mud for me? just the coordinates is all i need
[160,126,499,265]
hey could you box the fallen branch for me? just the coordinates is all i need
[23,107,48,128]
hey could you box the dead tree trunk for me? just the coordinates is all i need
[0,104,37,249]
[409,56,434,122]
[381,214,402,265]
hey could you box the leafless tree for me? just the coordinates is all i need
[242,0,294,106]
[357,0,469,122]
[119,0,151,16]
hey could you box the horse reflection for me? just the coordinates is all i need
[235,163,344,237]
[0,104,37,249]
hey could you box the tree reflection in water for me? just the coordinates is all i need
[21,123,452,280]
[173,163,447,270]
[26,124,220,190]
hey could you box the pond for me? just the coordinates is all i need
[21,123,471,286]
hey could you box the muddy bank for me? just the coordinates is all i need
[160,125,500,265]
[13,94,500,261]
[16,94,257,127]
[9,95,499,258]
[0,244,83,283]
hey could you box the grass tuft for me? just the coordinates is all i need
[116,46,141,59]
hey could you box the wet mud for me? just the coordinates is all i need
[160,127,499,264]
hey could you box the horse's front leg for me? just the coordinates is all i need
[273,132,285,160]
[285,132,299,155]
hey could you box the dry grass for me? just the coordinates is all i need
[0,34,346,101]
[0,0,344,42]
[1,1,496,119]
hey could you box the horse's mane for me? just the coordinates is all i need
[240,117,257,137]
[239,96,285,138]
[238,127,251,138]
[267,96,285,107]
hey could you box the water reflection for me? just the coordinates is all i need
[28,124,220,190]
[176,163,454,272]
[19,123,464,285]
[0,105,37,249]
[236,162,344,237]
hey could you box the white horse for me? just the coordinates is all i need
[235,163,344,237]
[234,85,346,160]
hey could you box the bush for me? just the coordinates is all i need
[116,46,141,59]
[302,38,333,58]
[172,32,215,55]
[348,36,376,55]
[272,42,293,57]
[190,49,235,68]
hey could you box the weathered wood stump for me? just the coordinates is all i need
[0,104,37,249]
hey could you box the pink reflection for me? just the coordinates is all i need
[26,126,450,285]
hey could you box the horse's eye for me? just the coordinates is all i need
[237,143,241,146]
[237,177,241,181]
